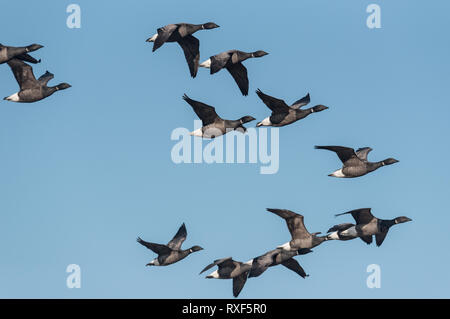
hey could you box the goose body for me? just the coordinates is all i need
[255,89,328,127]
[200,257,253,297]
[249,247,312,278]
[183,94,255,138]
[146,22,219,77]
[315,145,399,178]
[4,59,71,103]
[326,208,412,246]
[199,49,268,96]
[266,208,328,251]
[137,223,203,266]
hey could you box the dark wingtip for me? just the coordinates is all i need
[182,93,189,100]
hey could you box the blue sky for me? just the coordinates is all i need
[0,0,449,298]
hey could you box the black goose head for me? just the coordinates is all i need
[252,50,269,58]
[189,245,204,253]
[202,22,220,29]
[394,216,412,224]
[55,83,72,91]
[240,116,256,124]
[312,104,329,112]
[382,158,399,166]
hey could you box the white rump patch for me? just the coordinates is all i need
[5,92,20,102]
[147,33,158,42]
[327,231,340,240]
[341,226,357,237]
[277,241,292,251]
[257,117,272,127]
[199,58,211,68]
[207,269,220,279]
[190,128,203,137]
[329,168,346,178]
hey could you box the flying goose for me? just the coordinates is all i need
[182,94,255,138]
[0,43,43,64]
[200,257,252,297]
[326,208,412,246]
[146,22,219,78]
[249,247,312,278]
[255,89,328,127]
[137,223,203,267]
[4,59,71,103]
[267,208,328,252]
[199,50,268,96]
[315,145,399,178]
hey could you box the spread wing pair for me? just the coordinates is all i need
[182,94,220,126]
[137,223,187,254]
[7,59,54,91]
[315,145,372,164]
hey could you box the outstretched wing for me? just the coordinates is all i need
[232,271,249,297]
[226,62,249,96]
[199,257,233,274]
[182,94,220,126]
[314,145,359,164]
[177,35,200,78]
[15,53,41,64]
[256,89,290,113]
[266,208,310,240]
[335,208,376,225]
[356,147,373,162]
[167,223,187,250]
[137,237,172,255]
[375,229,389,247]
[38,71,54,86]
[7,59,38,90]
[281,258,308,278]
[290,93,311,109]
[153,24,178,52]
[210,51,231,74]
[360,235,373,245]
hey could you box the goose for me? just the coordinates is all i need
[199,50,268,96]
[0,43,43,64]
[266,208,328,252]
[326,208,412,246]
[255,89,328,127]
[4,59,71,103]
[182,94,255,138]
[146,22,219,78]
[137,223,203,267]
[200,257,252,297]
[249,247,312,278]
[315,145,399,178]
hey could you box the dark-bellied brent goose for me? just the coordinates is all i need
[199,50,268,96]
[326,208,412,246]
[146,22,219,78]
[255,89,328,127]
[137,223,203,267]
[200,257,252,297]
[182,94,255,138]
[267,208,328,251]
[4,59,71,103]
[249,247,312,279]
[315,145,399,178]
[0,43,43,64]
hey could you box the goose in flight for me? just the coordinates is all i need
[199,50,268,96]
[326,208,412,246]
[182,94,255,138]
[137,223,203,266]
[146,22,219,78]
[249,247,312,279]
[315,145,399,178]
[200,257,253,297]
[266,208,328,252]
[0,43,43,64]
[255,89,328,127]
[4,59,71,103]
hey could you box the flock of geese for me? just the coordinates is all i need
[2,21,412,298]
[136,22,412,297]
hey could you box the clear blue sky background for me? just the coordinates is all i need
[0,0,449,298]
